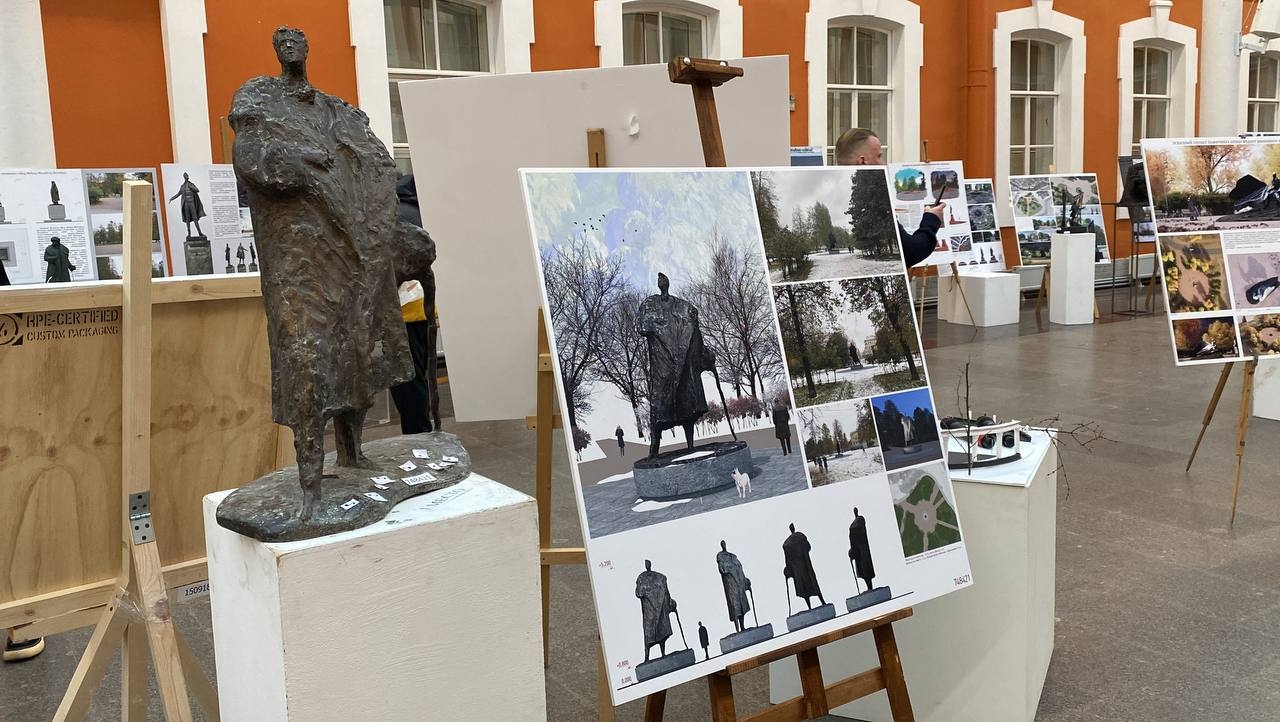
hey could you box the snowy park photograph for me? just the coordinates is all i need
[772,275,927,408]
[752,168,904,283]
[525,169,810,538]
[798,400,884,486]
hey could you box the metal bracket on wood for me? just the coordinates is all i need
[129,492,155,545]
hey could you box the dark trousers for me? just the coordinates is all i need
[391,320,433,434]
[778,433,792,455]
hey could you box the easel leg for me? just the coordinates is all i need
[122,621,149,721]
[54,599,129,721]
[1034,265,1050,321]
[177,629,221,719]
[796,647,830,718]
[643,689,667,722]
[1145,268,1159,310]
[950,262,976,326]
[706,671,737,722]
[1231,361,1257,524]
[535,312,555,666]
[1187,363,1235,471]
[916,273,927,326]
[597,642,615,722]
[132,544,194,721]
[873,623,915,722]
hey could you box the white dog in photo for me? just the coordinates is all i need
[732,467,751,498]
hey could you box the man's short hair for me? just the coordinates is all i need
[835,128,879,165]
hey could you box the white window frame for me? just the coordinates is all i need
[353,0,533,152]
[1129,46,1173,154]
[596,0,741,68]
[993,0,1085,226]
[620,6,706,65]
[1117,2,1197,157]
[1008,38,1059,176]
[1247,53,1280,132]
[806,0,922,162]
[824,24,894,163]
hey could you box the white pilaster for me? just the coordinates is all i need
[349,0,394,148]
[1201,0,1243,135]
[159,0,214,163]
[0,0,56,167]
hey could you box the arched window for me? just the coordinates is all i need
[1009,38,1058,175]
[826,25,891,161]
[1132,45,1171,154]
[622,8,705,65]
[1249,53,1280,132]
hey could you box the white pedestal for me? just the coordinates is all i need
[1253,362,1280,421]
[1048,233,1095,325]
[203,475,546,722]
[936,271,1021,327]
[769,431,1058,722]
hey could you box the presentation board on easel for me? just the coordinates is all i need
[521,165,973,705]
[886,160,972,272]
[398,57,790,424]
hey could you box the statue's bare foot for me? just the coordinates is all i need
[335,450,379,470]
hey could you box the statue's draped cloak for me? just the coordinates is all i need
[783,530,823,600]
[635,569,676,647]
[178,181,205,223]
[848,516,875,584]
[44,244,72,282]
[229,76,411,429]
[639,294,711,431]
[717,550,751,622]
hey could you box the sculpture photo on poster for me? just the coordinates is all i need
[963,178,1007,271]
[521,166,973,705]
[1142,136,1280,365]
[1007,173,1111,266]
[160,163,255,276]
[886,161,975,272]
[0,169,96,284]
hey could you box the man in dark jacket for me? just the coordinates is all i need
[390,174,441,433]
[771,399,792,455]
[834,128,943,268]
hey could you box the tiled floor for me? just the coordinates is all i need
[3,293,1279,721]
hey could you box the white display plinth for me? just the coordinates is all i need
[1253,362,1280,421]
[769,431,1058,722]
[203,475,546,722]
[937,271,1021,327]
[1048,233,1095,325]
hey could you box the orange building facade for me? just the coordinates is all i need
[6,0,1275,259]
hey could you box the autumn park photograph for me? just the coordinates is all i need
[1143,139,1280,232]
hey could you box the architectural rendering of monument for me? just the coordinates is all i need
[715,541,774,654]
[213,26,455,542]
[782,523,835,631]
[635,560,695,681]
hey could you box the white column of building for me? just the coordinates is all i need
[1200,0,1243,135]
[0,0,57,167]
[159,0,214,163]
[349,0,394,149]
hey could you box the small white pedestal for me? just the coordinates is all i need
[769,431,1057,722]
[1049,233,1095,325]
[937,271,1021,327]
[203,475,546,722]
[1253,362,1280,421]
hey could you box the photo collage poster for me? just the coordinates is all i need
[84,168,170,280]
[962,178,1008,271]
[1142,136,1280,365]
[522,167,972,704]
[160,164,256,276]
[0,169,95,284]
[1007,173,1111,266]
[886,160,972,272]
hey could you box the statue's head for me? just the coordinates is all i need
[273,26,309,67]
[183,172,190,181]
[50,236,61,246]
[853,506,860,516]
[789,522,795,532]
[720,540,727,551]
[644,559,652,571]
[657,272,669,294]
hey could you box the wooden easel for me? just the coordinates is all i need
[1185,359,1258,524]
[645,608,915,722]
[638,55,917,720]
[53,182,218,721]
[944,260,977,326]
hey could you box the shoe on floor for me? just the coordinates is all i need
[4,636,45,662]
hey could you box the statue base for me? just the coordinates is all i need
[184,237,214,275]
[785,603,836,632]
[632,440,750,500]
[237,263,247,273]
[249,262,259,272]
[216,432,470,543]
[635,648,696,682]
[845,586,892,613]
[719,624,775,654]
[47,203,65,221]
[225,264,235,274]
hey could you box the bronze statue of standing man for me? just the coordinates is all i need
[637,272,716,457]
[229,26,431,519]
